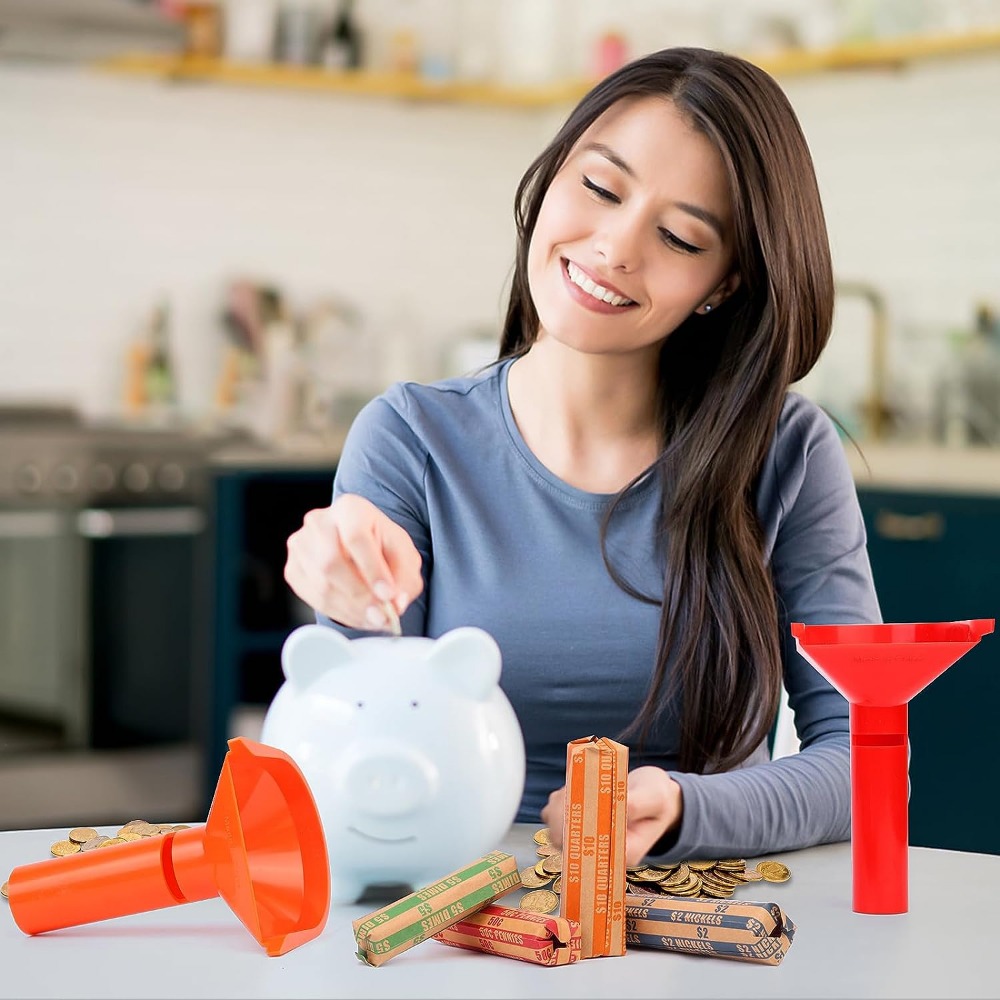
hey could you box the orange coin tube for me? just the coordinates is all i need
[7,738,330,956]
[558,735,627,958]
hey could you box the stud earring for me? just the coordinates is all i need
[703,303,713,313]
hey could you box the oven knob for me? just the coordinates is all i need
[89,463,116,492]
[157,462,187,492]
[14,463,42,494]
[51,463,80,494]
[123,462,151,492]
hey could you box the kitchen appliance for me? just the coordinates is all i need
[7,737,330,957]
[0,405,218,750]
[791,619,994,914]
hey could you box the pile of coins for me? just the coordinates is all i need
[515,828,791,915]
[1,820,192,901]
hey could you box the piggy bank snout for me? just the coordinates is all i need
[343,746,439,818]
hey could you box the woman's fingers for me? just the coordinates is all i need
[284,494,423,629]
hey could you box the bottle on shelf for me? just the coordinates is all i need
[321,0,363,70]
[144,297,179,420]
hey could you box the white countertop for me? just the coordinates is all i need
[2,823,999,999]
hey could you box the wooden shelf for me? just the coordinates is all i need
[96,29,1000,108]
[94,52,589,109]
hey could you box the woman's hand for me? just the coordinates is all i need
[284,493,423,630]
[540,766,683,868]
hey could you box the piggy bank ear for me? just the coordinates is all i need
[281,624,354,691]
[426,627,502,702]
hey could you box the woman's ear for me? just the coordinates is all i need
[700,272,742,314]
[714,270,742,306]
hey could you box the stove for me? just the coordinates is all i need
[0,405,229,751]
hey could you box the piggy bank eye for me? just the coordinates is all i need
[410,700,419,708]
[356,701,364,709]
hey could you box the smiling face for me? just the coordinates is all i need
[526,95,740,360]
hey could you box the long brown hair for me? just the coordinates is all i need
[498,48,834,773]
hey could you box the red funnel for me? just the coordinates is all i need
[7,738,330,956]
[791,620,993,915]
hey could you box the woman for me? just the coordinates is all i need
[284,47,881,866]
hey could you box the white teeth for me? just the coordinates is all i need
[566,260,633,307]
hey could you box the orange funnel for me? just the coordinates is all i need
[791,620,993,915]
[7,738,330,956]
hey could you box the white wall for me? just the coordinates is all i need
[1,48,998,423]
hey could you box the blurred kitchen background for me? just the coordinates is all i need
[1,0,999,855]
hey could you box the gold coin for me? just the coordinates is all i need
[757,860,791,882]
[80,835,110,852]
[535,843,559,857]
[68,827,99,844]
[380,601,402,637]
[630,866,664,881]
[1,880,8,899]
[687,860,716,871]
[540,853,563,875]
[519,865,552,889]
[98,837,127,848]
[520,889,559,914]
[532,828,551,846]
[50,839,81,857]
[551,876,561,893]
[118,832,143,842]
[744,868,765,881]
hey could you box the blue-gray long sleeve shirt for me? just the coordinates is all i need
[321,357,882,860]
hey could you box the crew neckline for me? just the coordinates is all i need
[496,355,659,511]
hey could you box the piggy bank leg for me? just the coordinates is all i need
[330,877,368,906]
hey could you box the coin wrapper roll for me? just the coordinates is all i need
[625,895,796,965]
[433,903,582,966]
[353,851,521,967]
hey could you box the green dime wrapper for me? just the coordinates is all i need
[625,895,796,966]
[353,851,521,967]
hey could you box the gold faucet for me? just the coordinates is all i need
[834,280,892,441]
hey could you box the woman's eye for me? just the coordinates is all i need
[658,228,704,255]
[582,175,620,203]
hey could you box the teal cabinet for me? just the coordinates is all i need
[206,465,335,808]
[857,487,1000,856]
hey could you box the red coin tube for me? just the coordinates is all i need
[6,738,331,956]
[433,903,582,966]
[790,620,994,915]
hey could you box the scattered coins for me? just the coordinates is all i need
[49,820,192,859]
[0,881,8,899]
[514,828,792,913]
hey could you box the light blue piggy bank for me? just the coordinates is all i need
[260,624,526,904]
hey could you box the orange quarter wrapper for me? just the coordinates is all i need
[433,903,581,966]
[559,735,628,958]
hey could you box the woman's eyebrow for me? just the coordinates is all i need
[584,141,635,177]
[582,141,725,239]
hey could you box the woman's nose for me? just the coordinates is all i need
[593,213,644,272]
